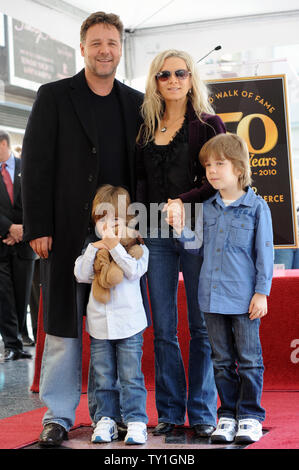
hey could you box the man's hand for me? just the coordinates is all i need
[2,234,16,246]
[163,198,185,235]
[248,293,268,320]
[9,224,23,242]
[30,236,53,259]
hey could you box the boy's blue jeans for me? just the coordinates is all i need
[204,312,265,422]
[90,332,148,425]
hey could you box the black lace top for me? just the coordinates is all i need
[142,118,192,205]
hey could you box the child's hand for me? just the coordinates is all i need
[248,293,268,320]
[92,240,108,250]
[101,218,124,250]
[163,198,185,235]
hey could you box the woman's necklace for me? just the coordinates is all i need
[160,114,185,133]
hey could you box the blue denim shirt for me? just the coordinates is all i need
[180,187,274,314]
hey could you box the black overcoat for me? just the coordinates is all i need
[21,69,144,337]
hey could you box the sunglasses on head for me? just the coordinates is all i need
[155,69,191,82]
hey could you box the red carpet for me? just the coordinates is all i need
[31,271,299,393]
[250,391,299,449]
[0,392,155,449]
[1,271,297,449]
[0,391,298,449]
[0,395,90,450]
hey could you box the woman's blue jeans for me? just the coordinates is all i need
[144,233,217,426]
[90,332,148,425]
[204,313,265,422]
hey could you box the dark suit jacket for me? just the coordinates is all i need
[0,156,35,259]
[21,69,144,337]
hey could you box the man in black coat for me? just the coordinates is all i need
[0,130,35,360]
[22,12,144,447]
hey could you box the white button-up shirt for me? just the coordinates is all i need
[74,242,149,340]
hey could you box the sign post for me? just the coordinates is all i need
[7,17,76,91]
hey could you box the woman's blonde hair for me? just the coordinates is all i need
[92,184,132,224]
[137,49,215,145]
[199,134,252,189]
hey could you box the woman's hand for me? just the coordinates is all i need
[163,198,185,235]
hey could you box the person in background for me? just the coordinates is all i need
[21,11,145,447]
[13,145,22,159]
[0,130,35,361]
[166,133,273,444]
[136,49,225,437]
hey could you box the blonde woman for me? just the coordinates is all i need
[136,50,225,437]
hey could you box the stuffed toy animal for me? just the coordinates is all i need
[92,228,144,304]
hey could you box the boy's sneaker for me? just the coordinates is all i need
[211,417,238,443]
[124,422,147,445]
[91,417,118,443]
[235,418,263,443]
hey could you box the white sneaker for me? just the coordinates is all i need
[211,417,238,443]
[91,417,118,443]
[235,418,263,443]
[124,422,147,445]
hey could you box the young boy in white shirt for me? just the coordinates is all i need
[74,185,149,445]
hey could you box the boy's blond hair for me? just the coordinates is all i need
[92,184,131,224]
[199,133,252,189]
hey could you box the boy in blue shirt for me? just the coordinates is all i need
[164,133,274,444]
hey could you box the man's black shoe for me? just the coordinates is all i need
[39,423,68,447]
[4,349,32,361]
